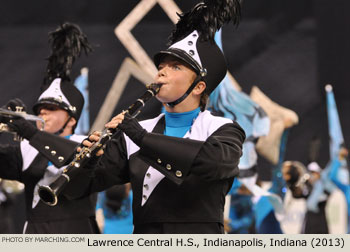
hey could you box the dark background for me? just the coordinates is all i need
[0,0,349,185]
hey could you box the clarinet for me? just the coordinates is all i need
[38,83,162,206]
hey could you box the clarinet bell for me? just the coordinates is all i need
[38,174,70,206]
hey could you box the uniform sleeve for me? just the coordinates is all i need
[137,121,245,184]
[0,143,23,180]
[29,131,81,167]
[191,121,245,181]
[63,133,130,199]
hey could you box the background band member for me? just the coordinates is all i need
[329,146,350,233]
[0,23,99,233]
[282,161,330,233]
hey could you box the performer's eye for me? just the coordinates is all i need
[173,65,181,70]
[39,105,60,112]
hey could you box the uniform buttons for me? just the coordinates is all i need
[146,173,151,178]
[143,184,149,190]
[157,158,162,164]
[45,146,50,150]
[51,150,56,156]
[166,164,172,170]
[143,195,148,200]
[58,156,64,162]
[175,170,182,177]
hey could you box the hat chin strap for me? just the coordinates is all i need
[54,116,72,135]
[166,75,202,107]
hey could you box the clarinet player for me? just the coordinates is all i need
[64,0,245,234]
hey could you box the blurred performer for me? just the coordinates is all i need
[282,161,330,233]
[225,180,255,234]
[0,180,15,233]
[96,184,133,234]
[329,146,350,233]
[0,23,99,233]
[65,0,245,234]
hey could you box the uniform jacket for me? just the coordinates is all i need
[65,111,245,233]
[0,134,99,234]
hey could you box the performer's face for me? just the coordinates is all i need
[155,55,198,104]
[36,104,71,134]
[309,171,321,183]
[281,162,291,181]
[339,147,349,160]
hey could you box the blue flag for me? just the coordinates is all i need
[301,85,344,214]
[210,30,270,170]
[74,68,90,135]
[254,130,289,233]
[326,85,345,161]
[210,30,286,233]
[325,84,349,186]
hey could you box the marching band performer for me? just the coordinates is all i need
[64,0,245,234]
[329,146,350,233]
[0,23,99,233]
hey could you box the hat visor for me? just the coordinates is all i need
[154,48,201,74]
[32,98,71,115]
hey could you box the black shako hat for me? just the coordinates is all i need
[154,0,241,96]
[33,78,84,122]
[32,22,92,122]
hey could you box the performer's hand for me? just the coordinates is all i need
[5,98,27,112]
[105,112,126,129]
[77,131,104,156]
[224,219,231,233]
[110,112,146,146]
[0,98,27,123]
[2,99,36,139]
[7,117,38,140]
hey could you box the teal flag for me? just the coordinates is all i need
[209,29,270,170]
[210,30,285,233]
[325,85,349,184]
[326,85,345,160]
[74,68,90,135]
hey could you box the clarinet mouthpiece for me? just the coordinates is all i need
[147,83,163,95]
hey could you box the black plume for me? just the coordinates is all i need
[43,22,93,89]
[169,0,241,45]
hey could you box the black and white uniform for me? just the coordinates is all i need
[65,111,245,234]
[0,134,99,234]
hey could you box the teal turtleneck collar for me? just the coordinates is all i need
[164,107,200,138]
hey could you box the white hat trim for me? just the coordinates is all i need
[38,78,72,107]
[169,30,203,69]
